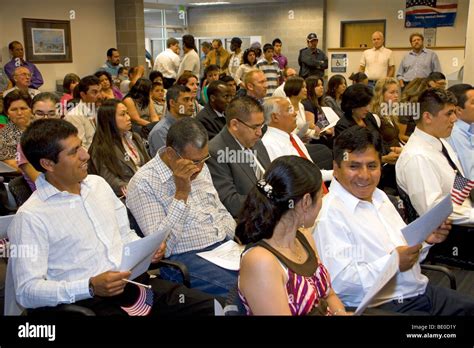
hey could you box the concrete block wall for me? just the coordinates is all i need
[188,0,325,71]
[115,0,146,67]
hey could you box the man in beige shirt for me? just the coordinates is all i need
[359,31,395,88]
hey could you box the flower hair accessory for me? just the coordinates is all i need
[257,179,274,200]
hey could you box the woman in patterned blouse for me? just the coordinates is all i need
[236,156,349,316]
[0,90,32,171]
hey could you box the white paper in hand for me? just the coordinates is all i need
[118,228,169,279]
[354,251,399,316]
[320,107,340,132]
[401,194,453,246]
[197,240,245,271]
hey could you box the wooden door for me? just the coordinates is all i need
[341,21,386,48]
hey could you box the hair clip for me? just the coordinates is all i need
[257,179,274,200]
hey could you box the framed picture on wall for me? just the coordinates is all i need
[22,18,72,63]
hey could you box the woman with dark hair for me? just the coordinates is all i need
[336,83,379,137]
[122,78,160,129]
[323,74,347,118]
[88,99,150,196]
[95,70,123,100]
[60,73,80,116]
[175,72,204,117]
[235,48,257,88]
[284,76,319,141]
[0,90,32,171]
[303,76,334,146]
[348,72,368,85]
[237,156,348,316]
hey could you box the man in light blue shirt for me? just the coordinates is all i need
[447,84,474,180]
[100,48,123,79]
[397,33,442,89]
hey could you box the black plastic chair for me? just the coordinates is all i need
[127,207,191,287]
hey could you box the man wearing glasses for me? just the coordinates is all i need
[4,41,44,89]
[127,118,237,297]
[3,66,40,99]
[207,96,271,217]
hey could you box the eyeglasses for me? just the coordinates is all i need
[173,148,211,166]
[235,118,265,131]
[34,111,57,118]
[15,73,31,78]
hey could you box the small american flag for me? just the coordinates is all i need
[451,173,474,205]
[120,286,154,316]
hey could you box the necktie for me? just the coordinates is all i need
[440,141,473,203]
[289,134,328,193]
[247,149,264,180]
[216,52,221,68]
[289,134,308,159]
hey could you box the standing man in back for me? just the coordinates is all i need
[359,31,395,88]
[298,33,328,79]
[154,38,181,89]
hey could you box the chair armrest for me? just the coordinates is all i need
[420,264,457,290]
[152,259,191,288]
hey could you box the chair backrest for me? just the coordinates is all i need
[8,176,33,208]
[396,186,419,223]
[0,177,16,215]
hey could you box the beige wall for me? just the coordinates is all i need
[0,0,116,92]
[326,0,469,48]
[188,0,325,70]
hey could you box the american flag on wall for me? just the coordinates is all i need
[405,0,458,28]
[451,173,474,206]
[120,286,154,316]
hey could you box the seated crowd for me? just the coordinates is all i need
[1,31,473,317]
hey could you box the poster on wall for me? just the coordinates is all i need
[331,54,347,73]
[405,0,458,28]
[424,28,437,46]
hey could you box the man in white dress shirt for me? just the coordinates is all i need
[261,97,333,182]
[396,88,474,266]
[7,119,214,316]
[314,126,474,314]
[154,37,180,89]
[396,88,474,225]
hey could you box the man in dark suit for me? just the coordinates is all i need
[207,96,271,217]
[196,80,233,140]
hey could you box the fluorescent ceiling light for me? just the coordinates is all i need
[189,2,231,5]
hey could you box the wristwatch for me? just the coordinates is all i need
[88,278,95,297]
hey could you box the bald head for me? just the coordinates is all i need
[372,31,384,49]
[245,70,267,100]
[283,67,297,81]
